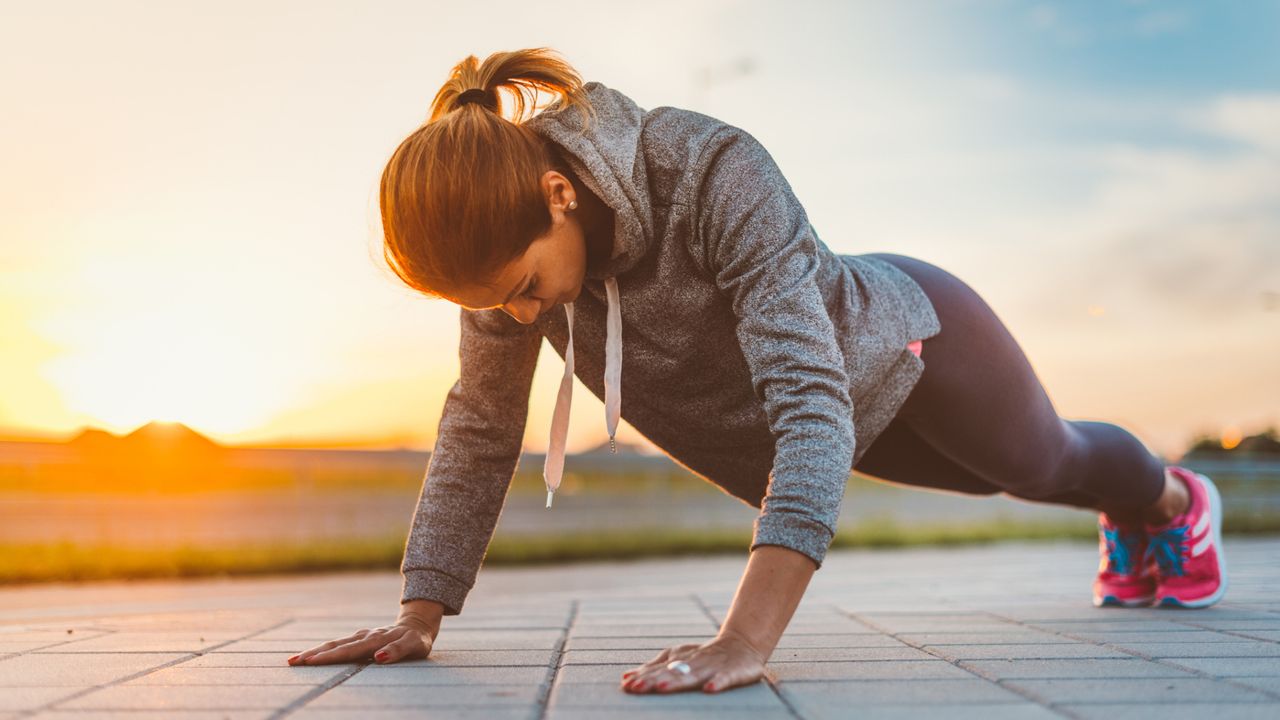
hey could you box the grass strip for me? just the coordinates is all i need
[2,513,1276,586]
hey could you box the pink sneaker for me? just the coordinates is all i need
[1093,512,1156,607]
[1142,466,1228,608]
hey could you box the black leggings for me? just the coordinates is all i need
[853,253,1167,523]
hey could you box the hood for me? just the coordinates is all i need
[523,81,653,509]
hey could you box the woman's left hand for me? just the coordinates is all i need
[619,632,768,694]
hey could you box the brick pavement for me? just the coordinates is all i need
[1,538,1277,719]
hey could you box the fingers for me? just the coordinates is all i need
[287,628,387,666]
[620,643,700,683]
[373,629,432,664]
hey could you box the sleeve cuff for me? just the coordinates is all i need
[401,568,472,616]
[750,511,835,570]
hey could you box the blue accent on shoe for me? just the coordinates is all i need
[1102,525,1144,575]
[1144,524,1189,577]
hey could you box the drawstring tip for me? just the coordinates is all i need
[546,490,555,509]
[610,436,616,454]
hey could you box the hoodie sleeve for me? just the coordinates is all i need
[690,126,856,571]
[400,305,541,615]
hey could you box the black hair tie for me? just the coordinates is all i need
[457,88,489,107]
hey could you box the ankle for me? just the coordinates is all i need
[1141,468,1190,526]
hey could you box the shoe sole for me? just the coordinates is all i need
[1094,593,1155,608]
[1157,472,1228,609]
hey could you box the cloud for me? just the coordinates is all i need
[1029,93,1280,320]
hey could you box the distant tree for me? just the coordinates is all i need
[1184,426,1280,458]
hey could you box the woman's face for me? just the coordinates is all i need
[449,171,587,325]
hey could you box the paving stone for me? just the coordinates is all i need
[550,680,782,708]
[401,649,554,666]
[785,700,1061,720]
[1230,675,1280,694]
[769,660,974,681]
[1000,677,1275,703]
[959,658,1196,679]
[292,710,531,720]
[896,632,1074,645]
[777,677,1025,704]
[0,686,95,712]
[1231,630,1280,642]
[0,653,188,686]
[1115,642,1280,658]
[1028,621,1206,634]
[214,639,330,653]
[564,636,722,651]
[120,665,349,685]
[1056,704,1280,720]
[302,683,542,708]
[176,652,346,668]
[562,649,668,665]
[924,643,1133,660]
[1164,657,1280,677]
[431,631,563,650]
[343,665,547,685]
[1061,630,1257,644]
[34,632,243,653]
[556,663,642,684]
[56,684,317,710]
[32,707,272,712]
[774,634,910,649]
[569,624,721,637]
[547,709,794,720]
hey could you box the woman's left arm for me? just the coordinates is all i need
[621,545,816,694]
[624,122,853,695]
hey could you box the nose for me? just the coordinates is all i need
[505,297,555,325]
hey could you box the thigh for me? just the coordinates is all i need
[854,416,1001,496]
[864,253,1073,490]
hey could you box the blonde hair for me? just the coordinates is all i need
[379,47,597,300]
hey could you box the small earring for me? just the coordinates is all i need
[568,200,578,210]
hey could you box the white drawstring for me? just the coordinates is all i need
[544,276,622,508]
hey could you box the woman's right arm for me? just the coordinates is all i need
[288,305,542,665]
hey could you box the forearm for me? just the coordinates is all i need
[716,544,817,661]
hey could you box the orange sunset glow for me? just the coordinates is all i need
[1,2,1276,462]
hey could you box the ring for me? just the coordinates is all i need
[666,660,693,675]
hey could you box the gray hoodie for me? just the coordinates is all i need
[400,81,941,615]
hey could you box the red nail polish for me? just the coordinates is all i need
[657,681,668,690]
[705,682,717,691]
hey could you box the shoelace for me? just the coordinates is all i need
[1102,526,1145,575]
[1143,525,1190,577]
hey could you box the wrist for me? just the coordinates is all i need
[398,600,444,636]
[715,626,771,663]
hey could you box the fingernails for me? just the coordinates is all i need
[705,681,717,692]
[374,651,388,661]
[656,681,668,690]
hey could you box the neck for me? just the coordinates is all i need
[560,161,615,270]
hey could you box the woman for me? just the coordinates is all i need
[287,48,1227,695]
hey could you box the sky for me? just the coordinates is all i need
[1,0,1276,460]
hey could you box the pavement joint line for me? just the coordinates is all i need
[534,598,578,720]
[13,616,298,719]
[838,609,1080,720]
[270,660,367,718]
[1171,616,1280,644]
[981,608,1280,703]
[691,591,804,719]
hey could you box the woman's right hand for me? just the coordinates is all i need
[286,600,444,666]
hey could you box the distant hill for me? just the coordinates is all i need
[70,421,223,456]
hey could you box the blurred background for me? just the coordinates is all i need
[2,0,1277,583]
